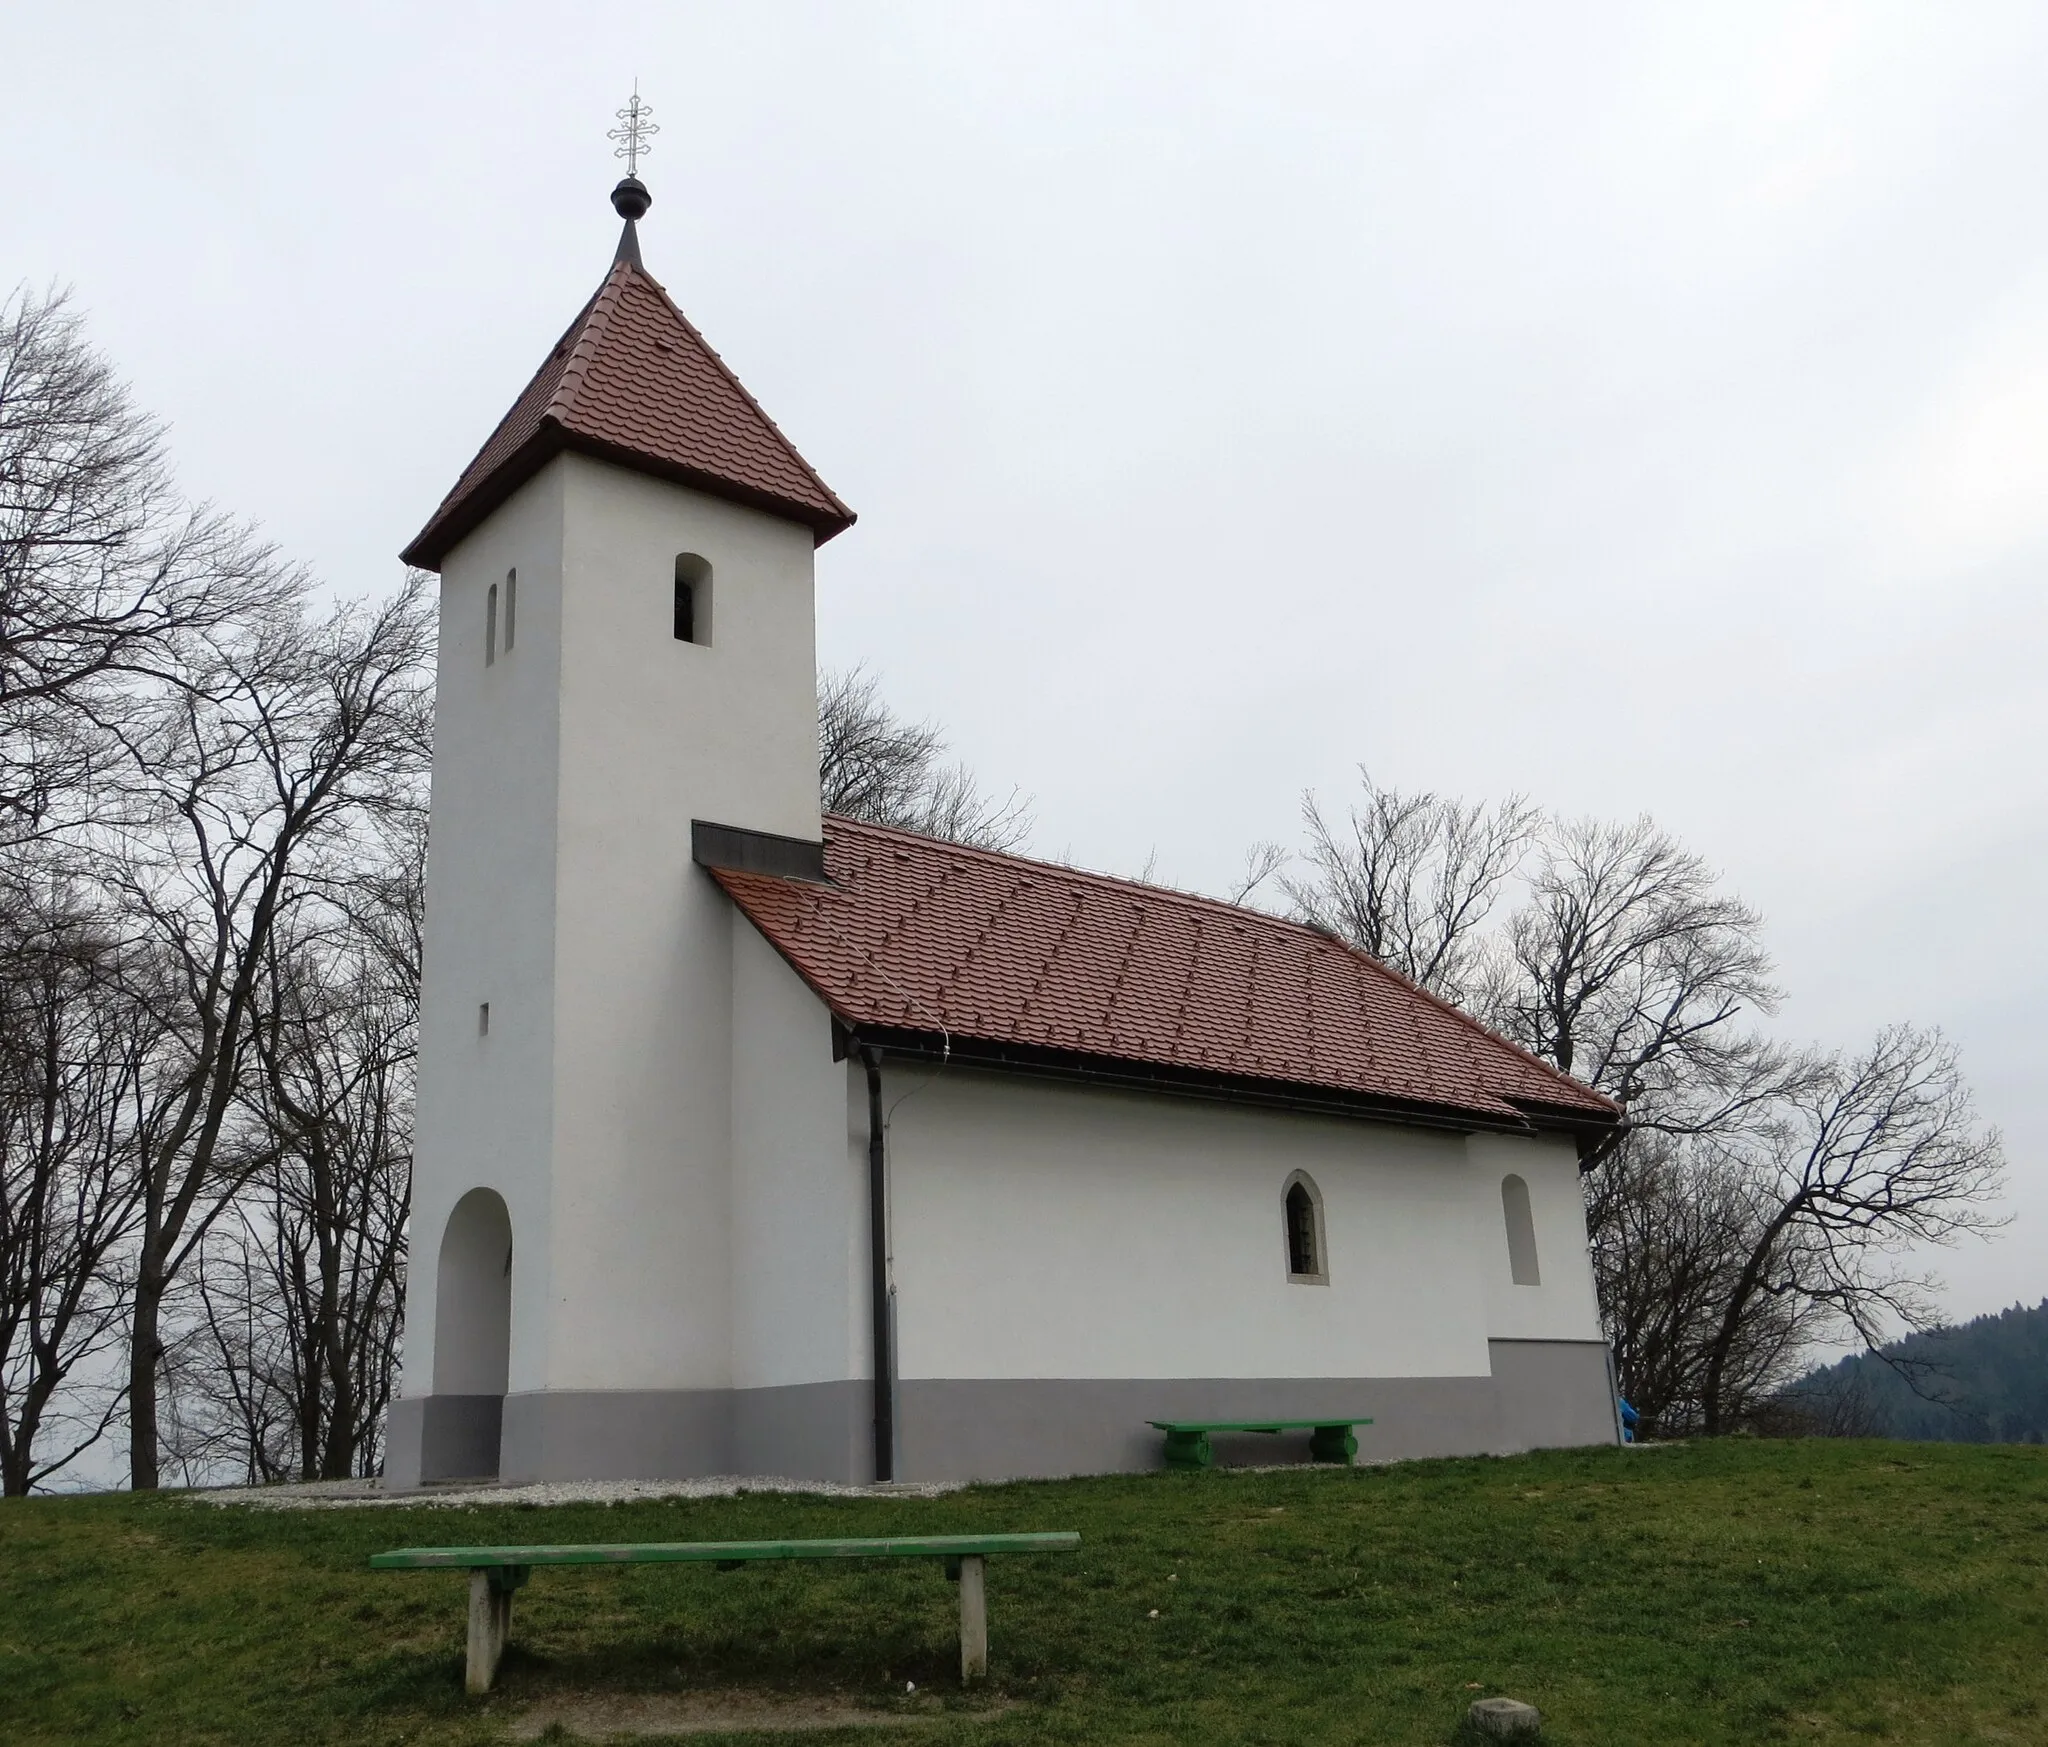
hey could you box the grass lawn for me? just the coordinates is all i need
[2,1437,2044,1746]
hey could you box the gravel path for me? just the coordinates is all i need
[196,1475,964,1511]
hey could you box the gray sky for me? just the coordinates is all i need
[8,3,2043,1326]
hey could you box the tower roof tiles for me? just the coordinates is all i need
[402,255,854,569]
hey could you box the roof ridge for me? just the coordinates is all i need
[551,260,634,416]
[630,265,855,525]
[824,813,1318,933]
[820,811,1608,1112]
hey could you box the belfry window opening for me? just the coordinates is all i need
[674,553,712,645]
[504,568,517,651]
[485,582,498,666]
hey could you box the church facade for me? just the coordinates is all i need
[382,176,1623,1490]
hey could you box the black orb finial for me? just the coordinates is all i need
[611,176,652,222]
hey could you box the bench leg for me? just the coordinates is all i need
[1310,1423,1358,1465]
[958,1554,987,1684]
[1162,1428,1212,1469]
[466,1569,514,1694]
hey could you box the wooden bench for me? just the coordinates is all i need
[1148,1417,1374,1469]
[369,1531,1081,1694]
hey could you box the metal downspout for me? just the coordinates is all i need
[859,1043,894,1482]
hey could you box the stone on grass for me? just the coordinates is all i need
[1467,1695,1542,1738]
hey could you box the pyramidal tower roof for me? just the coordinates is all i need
[402,178,855,570]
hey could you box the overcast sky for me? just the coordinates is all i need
[7,3,2043,1326]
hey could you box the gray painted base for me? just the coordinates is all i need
[896,1341,1614,1481]
[383,1393,503,1488]
[380,1342,1615,1488]
[495,1380,869,1485]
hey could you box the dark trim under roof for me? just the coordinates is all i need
[843,1023,1624,1142]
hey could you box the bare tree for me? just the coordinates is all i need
[1481,815,1779,1124]
[1271,782,2005,1437]
[1227,841,1288,907]
[1696,1027,2005,1434]
[0,286,278,840]
[0,881,168,1493]
[1589,1130,1821,1435]
[206,875,416,1482]
[1770,1360,1887,1439]
[818,665,1032,852]
[98,576,434,1489]
[1284,774,1536,1001]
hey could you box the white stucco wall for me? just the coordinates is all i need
[729,914,868,1389]
[884,1069,1479,1382]
[541,455,821,1392]
[404,450,827,1403]
[402,468,566,1400]
[877,1067,1608,1386]
[1467,1130,1605,1342]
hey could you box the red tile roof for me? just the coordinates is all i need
[402,258,854,569]
[713,816,1620,1134]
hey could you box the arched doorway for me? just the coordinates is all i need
[431,1188,512,1478]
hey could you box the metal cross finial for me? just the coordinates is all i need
[609,83,659,179]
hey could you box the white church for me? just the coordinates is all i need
[381,168,1625,1491]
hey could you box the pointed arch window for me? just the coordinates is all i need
[1282,1170,1327,1284]
[1501,1173,1541,1286]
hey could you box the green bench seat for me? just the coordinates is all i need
[370,1530,1080,1694]
[1148,1417,1374,1469]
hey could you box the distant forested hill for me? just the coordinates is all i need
[1786,1300,2048,1443]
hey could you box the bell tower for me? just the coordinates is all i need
[384,143,855,1487]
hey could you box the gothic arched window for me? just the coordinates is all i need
[1282,1171,1327,1284]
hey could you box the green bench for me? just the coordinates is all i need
[1149,1417,1374,1469]
[370,1531,1081,1694]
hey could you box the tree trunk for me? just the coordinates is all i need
[2,1395,37,1496]
[1700,1199,1800,1437]
[128,1253,165,1490]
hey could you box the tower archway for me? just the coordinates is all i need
[431,1188,513,1478]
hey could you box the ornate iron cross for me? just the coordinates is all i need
[609,83,659,178]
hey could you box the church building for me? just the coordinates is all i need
[381,169,1624,1490]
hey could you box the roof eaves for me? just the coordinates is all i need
[399,418,572,571]
[553,429,855,541]
[847,1024,1555,1136]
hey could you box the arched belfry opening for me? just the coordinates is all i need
[432,1188,513,1479]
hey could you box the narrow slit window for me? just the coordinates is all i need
[504,568,517,651]
[674,553,712,645]
[1282,1171,1326,1283]
[1502,1174,1541,1286]
[478,1002,490,1036]
[485,582,498,667]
